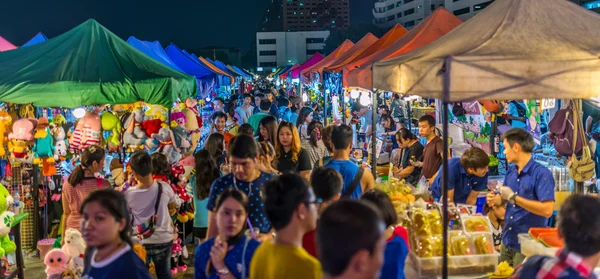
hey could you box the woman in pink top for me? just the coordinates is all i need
[62,145,111,238]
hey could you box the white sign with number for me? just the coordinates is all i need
[541,99,556,110]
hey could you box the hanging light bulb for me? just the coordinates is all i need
[344,95,349,102]
[360,93,370,106]
[205,97,211,102]
[325,89,331,94]
[302,93,308,102]
[72,108,86,119]
[350,89,360,99]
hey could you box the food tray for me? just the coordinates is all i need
[519,233,558,257]
[410,252,499,277]
[462,216,494,233]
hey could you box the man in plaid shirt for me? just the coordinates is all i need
[510,195,600,279]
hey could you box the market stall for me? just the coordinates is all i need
[373,0,600,277]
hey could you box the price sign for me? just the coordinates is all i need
[541,99,556,110]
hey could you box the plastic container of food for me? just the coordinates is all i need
[410,252,500,277]
[519,233,558,257]
[462,216,494,233]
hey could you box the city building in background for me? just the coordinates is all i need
[283,0,350,32]
[261,0,285,32]
[373,0,445,29]
[443,0,495,21]
[256,31,330,71]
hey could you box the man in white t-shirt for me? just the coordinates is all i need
[124,151,177,279]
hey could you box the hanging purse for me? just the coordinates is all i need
[568,100,595,182]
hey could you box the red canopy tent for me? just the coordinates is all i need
[290,53,324,79]
[346,8,463,90]
[301,40,355,84]
[315,33,379,78]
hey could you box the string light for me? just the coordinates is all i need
[72,108,86,119]
[359,93,370,106]
[350,89,360,99]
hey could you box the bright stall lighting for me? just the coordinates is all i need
[359,93,370,106]
[73,108,86,119]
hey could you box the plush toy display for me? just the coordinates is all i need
[182,108,200,157]
[101,111,121,151]
[33,118,55,164]
[44,248,68,277]
[52,125,68,161]
[67,253,84,278]
[0,184,15,257]
[152,127,181,164]
[0,112,12,157]
[62,228,86,259]
[69,107,103,152]
[122,104,152,149]
[8,118,37,160]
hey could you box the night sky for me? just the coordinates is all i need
[0,0,372,51]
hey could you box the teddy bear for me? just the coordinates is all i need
[0,184,15,257]
[44,248,68,278]
[62,228,86,260]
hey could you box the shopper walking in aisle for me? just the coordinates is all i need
[314,125,335,168]
[258,116,278,148]
[429,147,490,205]
[124,151,178,279]
[206,135,273,240]
[510,195,600,278]
[195,189,261,279]
[289,96,304,125]
[62,145,111,239]
[253,94,263,114]
[301,120,328,167]
[210,112,234,148]
[275,121,312,179]
[248,100,271,134]
[204,133,227,171]
[189,150,221,242]
[296,107,313,142]
[213,98,225,113]
[392,128,423,186]
[318,200,387,279]
[361,189,409,279]
[325,125,375,199]
[302,167,343,258]
[249,173,321,279]
[80,189,152,279]
[224,102,240,136]
[236,94,254,124]
[411,115,443,185]
[487,128,554,267]
[258,142,278,175]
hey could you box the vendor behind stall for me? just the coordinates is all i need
[486,128,555,267]
[429,147,490,205]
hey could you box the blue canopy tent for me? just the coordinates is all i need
[165,43,218,98]
[207,58,241,78]
[234,66,253,80]
[127,37,183,72]
[228,65,248,78]
[22,32,48,47]
[182,50,231,87]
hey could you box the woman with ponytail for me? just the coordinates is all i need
[62,145,110,239]
[393,128,424,185]
[301,121,328,167]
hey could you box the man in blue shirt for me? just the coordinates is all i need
[511,195,600,279]
[487,128,555,267]
[507,100,528,129]
[430,147,490,205]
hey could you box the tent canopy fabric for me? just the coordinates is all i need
[197,56,234,83]
[346,8,462,90]
[322,33,379,73]
[22,32,48,47]
[127,37,183,72]
[280,64,300,79]
[373,0,600,101]
[0,19,196,108]
[291,53,324,79]
[301,40,354,82]
[208,58,241,77]
[336,24,408,75]
[165,44,217,79]
[0,36,16,52]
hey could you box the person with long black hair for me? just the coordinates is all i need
[190,150,221,242]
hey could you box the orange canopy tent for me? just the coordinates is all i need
[198,56,235,84]
[326,24,408,73]
[314,33,379,80]
[301,40,355,84]
[346,8,463,90]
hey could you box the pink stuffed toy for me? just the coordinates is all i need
[44,248,68,277]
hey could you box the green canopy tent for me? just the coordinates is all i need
[0,19,196,108]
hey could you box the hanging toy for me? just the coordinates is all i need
[8,118,37,160]
[182,108,200,157]
[0,184,15,257]
[152,127,182,164]
[69,107,104,153]
[101,111,121,152]
[51,125,68,162]
[170,112,191,155]
[121,103,152,150]
[32,117,55,165]
[0,112,12,157]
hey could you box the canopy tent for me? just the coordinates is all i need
[0,19,196,108]
[197,56,234,84]
[320,33,379,74]
[127,37,183,72]
[272,65,293,77]
[22,32,48,47]
[372,0,600,102]
[206,58,242,77]
[346,8,462,90]
[290,53,324,79]
[0,36,16,52]
[227,65,247,78]
[301,40,354,84]
[280,64,300,80]
[165,43,220,98]
[233,66,253,79]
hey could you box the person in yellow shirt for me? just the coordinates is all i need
[249,173,321,279]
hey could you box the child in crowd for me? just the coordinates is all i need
[80,189,152,279]
[484,200,507,252]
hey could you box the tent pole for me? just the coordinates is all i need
[323,87,328,125]
[441,57,452,279]
[371,90,378,179]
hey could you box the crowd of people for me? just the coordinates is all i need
[58,80,600,279]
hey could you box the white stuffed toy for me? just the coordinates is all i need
[62,229,86,260]
[67,253,84,279]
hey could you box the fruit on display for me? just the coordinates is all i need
[528,228,558,239]
[451,235,471,256]
[474,234,493,255]
[428,210,443,235]
[417,237,434,258]
[464,217,491,233]
[538,232,564,248]
[412,209,432,237]
[493,261,514,276]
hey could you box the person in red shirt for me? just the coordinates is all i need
[210,112,234,148]
[302,167,343,258]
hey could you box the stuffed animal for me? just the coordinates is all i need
[169,114,191,155]
[141,119,163,138]
[0,112,12,157]
[61,270,75,279]
[0,184,15,257]
[121,104,151,149]
[132,243,147,264]
[44,249,68,277]
[62,229,86,259]
[69,107,103,152]
[170,237,184,275]
[101,111,121,151]
[33,118,55,164]
[152,128,182,164]
[67,253,84,278]
[52,125,68,161]
[109,159,126,189]
[8,118,37,160]
[182,108,200,157]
